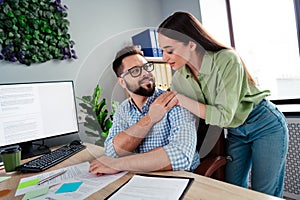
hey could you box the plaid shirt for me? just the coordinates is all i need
[105,88,200,171]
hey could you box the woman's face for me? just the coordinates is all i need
[158,33,192,71]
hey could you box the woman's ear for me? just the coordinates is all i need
[188,41,197,51]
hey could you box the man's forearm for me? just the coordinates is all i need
[106,147,172,172]
[113,114,154,156]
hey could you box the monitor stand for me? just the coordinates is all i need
[19,141,51,160]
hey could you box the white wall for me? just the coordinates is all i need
[161,0,202,22]
[277,78,300,99]
[0,0,163,96]
[0,0,201,146]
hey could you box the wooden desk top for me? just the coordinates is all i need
[0,143,282,200]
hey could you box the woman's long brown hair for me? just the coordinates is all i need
[158,11,256,85]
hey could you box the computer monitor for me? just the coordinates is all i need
[0,81,79,160]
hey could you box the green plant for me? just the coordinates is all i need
[0,0,77,66]
[77,85,119,147]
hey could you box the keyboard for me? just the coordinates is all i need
[16,143,86,172]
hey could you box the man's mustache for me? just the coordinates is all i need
[139,76,154,84]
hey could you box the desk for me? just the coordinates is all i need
[0,143,282,200]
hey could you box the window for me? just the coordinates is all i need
[200,0,300,99]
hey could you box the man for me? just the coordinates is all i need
[89,46,200,176]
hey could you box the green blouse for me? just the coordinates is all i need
[171,49,270,128]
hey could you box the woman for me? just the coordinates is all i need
[157,11,288,197]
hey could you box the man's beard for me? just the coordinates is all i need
[125,76,155,97]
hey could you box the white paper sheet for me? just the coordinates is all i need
[15,162,127,199]
[108,174,192,200]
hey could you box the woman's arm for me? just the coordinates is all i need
[175,93,206,120]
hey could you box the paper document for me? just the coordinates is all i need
[106,174,193,200]
[0,176,11,183]
[16,162,127,199]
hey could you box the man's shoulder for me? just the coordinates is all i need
[119,98,130,106]
[168,104,186,112]
[168,105,195,119]
[116,98,132,112]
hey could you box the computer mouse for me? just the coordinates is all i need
[69,140,82,146]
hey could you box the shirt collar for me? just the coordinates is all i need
[128,88,162,113]
[180,51,214,79]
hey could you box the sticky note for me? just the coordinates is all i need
[22,187,49,200]
[55,182,83,194]
[17,178,40,189]
[0,176,11,183]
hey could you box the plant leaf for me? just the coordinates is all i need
[95,98,106,115]
[104,119,113,132]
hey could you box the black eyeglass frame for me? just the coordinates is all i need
[120,63,154,78]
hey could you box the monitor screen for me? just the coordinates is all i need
[0,81,79,159]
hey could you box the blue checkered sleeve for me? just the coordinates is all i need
[104,89,200,171]
[104,100,131,158]
[163,106,200,171]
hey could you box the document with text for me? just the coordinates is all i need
[106,174,194,200]
[15,162,127,199]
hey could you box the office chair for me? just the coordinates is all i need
[193,119,230,181]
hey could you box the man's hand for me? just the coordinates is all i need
[148,91,178,123]
[89,156,120,176]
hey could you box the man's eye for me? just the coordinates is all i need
[131,68,140,74]
[167,50,173,54]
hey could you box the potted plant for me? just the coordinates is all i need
[77,85,119,147]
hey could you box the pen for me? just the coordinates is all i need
[38,170,67,185]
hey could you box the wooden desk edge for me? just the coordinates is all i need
[0,143,283,200]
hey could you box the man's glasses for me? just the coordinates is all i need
[120,63,154,78]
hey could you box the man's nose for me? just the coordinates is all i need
[141,68,152,77]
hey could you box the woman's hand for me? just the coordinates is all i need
[174,93,185,107]
[175,93,206,119]
[148,91,178,123]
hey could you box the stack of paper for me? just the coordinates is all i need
[16,162,127,200]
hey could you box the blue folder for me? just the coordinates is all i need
[132,29,158,57]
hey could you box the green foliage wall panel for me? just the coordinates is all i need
[0,0,77,66]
